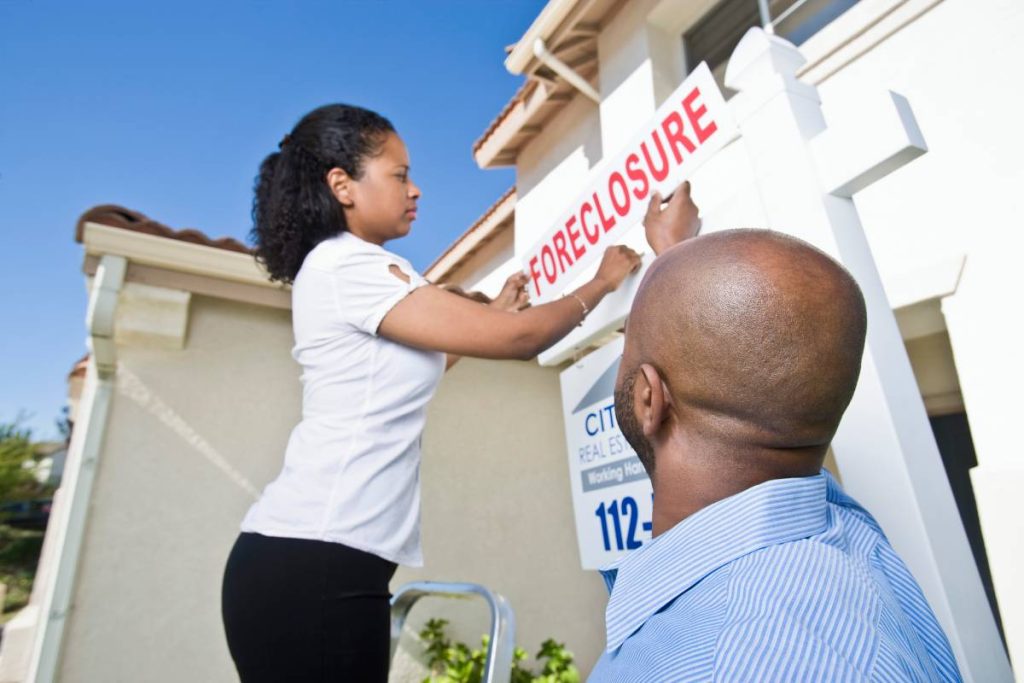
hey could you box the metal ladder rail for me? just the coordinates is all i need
[390,581,516,683]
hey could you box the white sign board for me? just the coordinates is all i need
[559,336,654,569]
[522,62,737,304]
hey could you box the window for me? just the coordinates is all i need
[684,0,861,94]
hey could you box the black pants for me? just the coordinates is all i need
[222,532,397,682]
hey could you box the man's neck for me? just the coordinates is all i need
[649,438,825,537]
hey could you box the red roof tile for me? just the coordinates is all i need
[75,205,251,254]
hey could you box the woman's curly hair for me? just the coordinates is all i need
[251,104,395,283]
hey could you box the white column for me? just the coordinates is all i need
[724,29,1012,682]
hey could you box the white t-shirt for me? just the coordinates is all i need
[241,231,445,566]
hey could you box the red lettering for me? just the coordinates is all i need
[552,229,574,272]
[580,202,599,245]
[593,191,617,233]
[641,131,670,182]
[528,256,542,296]
[540,244,557,284]
[608,172,631,217]
[682,87,717,144]
[626,153,649,200]
[660,111,696,164]
[565,215,586,258]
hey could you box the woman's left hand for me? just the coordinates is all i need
[437,272,530,370]
[489,272,530,312]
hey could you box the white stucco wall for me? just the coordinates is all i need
[781,0,1024,670]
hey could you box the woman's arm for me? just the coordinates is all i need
[379,245,640,360]
[382,184,700,360]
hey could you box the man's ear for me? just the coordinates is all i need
[326,167,354,207]
[637,363,671,438]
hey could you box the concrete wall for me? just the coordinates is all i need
[56,295,299,682]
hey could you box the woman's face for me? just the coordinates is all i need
[337,132,421,245]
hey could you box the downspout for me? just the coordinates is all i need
[532,38,601,104]
[28,254,126,683]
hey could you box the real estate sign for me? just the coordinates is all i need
[559,336,653,569]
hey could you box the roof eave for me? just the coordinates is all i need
[474,82,567,169]
[79,222,277,289]
[477,0,614,169]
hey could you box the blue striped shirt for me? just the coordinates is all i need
[588,471,962,682]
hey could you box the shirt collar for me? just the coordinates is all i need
[601,471,832,653]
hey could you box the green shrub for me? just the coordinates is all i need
[419,618,580,683]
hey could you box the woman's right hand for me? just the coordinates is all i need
[594,245,643,292]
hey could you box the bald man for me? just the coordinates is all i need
[588,187,961,682]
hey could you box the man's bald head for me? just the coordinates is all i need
[615,229,866,475]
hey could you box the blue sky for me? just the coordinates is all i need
[1,0,547,439]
